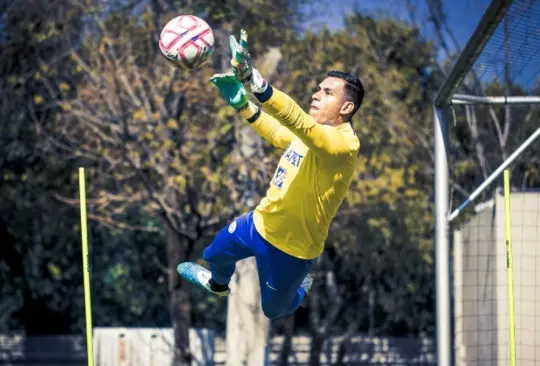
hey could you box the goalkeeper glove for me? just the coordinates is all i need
[209,72,249,112]
[229,29,252,82]
[229,29,268,94]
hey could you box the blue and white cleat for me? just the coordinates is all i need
[299,274,313,308]
[177,262,230,297]
[301,274,313,295]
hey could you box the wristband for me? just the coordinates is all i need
[239,101,261,123]
[246,109,262,124]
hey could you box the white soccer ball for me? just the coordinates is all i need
[159,15,215,70]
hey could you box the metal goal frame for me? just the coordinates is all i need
[433,0,540,365]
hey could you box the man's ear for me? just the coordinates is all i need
[341,101,354,115]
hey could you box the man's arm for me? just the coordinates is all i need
[252,85,357,158]
[226,29,356,157]
[239,102,295,149]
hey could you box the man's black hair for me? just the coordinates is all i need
[327,70,364,120]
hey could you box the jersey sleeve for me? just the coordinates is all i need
[239,102,295,149]
[254,86,357,159]
[250,112,295,149]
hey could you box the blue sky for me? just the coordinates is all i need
[304,0,491,53]
[302,0,540,92]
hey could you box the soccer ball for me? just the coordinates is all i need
[159,15,215,70]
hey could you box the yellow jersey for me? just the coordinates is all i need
[240,86,360,260]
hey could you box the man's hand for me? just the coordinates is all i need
[209,72,249,112]
[229,29,252,82]
[229,29,268,94]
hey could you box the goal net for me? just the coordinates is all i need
[433,0,540,365]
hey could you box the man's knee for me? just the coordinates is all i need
[202,237,229,264]
[202,247,213,263]
[261,302,287,320]
[202,222,238,265]
[261,293,294,320]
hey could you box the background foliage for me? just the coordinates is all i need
[1,0,539,363]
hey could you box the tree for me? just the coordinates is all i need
[223,48,285,366]
[33,0,320,362]
[39,9,236,362]
[0,0,91,335]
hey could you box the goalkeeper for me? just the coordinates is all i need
[178,30,363,320]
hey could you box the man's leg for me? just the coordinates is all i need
[178,212,254,295]
[253,233,314,320]
[202,213,254,286]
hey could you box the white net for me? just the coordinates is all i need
[453,191,540,365]
[441,0,540,364]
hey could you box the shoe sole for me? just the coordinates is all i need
[177,262,230,297]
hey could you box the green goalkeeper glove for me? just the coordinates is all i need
[229,29,268,94]
[209,72,249,112]
[229,29,252,82]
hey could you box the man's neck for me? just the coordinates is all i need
[327,118,347,127]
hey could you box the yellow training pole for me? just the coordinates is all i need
[79,167,94,366]
[503,169,516,366]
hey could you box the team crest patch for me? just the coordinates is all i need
[271,166,287,189]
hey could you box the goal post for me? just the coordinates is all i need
[433,0,540,365]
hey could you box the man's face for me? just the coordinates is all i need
[309,77,349,124]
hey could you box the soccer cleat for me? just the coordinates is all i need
[299,275,313,308]
[301,274,313,295]
[177,262,230,297]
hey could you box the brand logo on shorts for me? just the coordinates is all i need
[228,221,237,233]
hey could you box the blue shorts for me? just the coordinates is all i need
[202,211,314,319]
